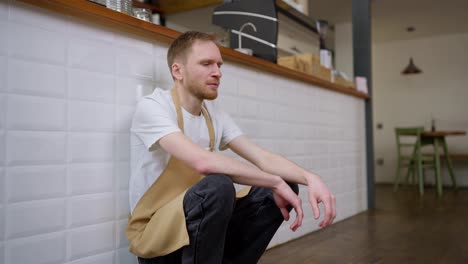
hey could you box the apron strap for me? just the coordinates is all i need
[171,88,215,152]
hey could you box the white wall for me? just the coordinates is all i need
[0,1,368,263]
[373,32,468,186]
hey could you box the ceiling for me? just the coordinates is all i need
[307,0,468,43]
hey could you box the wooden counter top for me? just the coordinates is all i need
[18,0,369,100]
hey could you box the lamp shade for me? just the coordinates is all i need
[402,57,422,75]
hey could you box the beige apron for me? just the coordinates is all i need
[126,88,251,258]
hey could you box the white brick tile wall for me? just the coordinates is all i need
[116,48,153,80]
[6,199,65,239]
[116,219,128,248]
[117,191,130,219]
[116,247,138,264]
[6,165,66,202]
[68,193,114,228]
[8,58,66,97]
[1,2,367,262]
[155,58,173,84]
[116,77,154,106]
[6,131,66,166]
[68,39,116,74]
[115,105,135,133]
[7,94,66,130]
[0,205,4,240]
[0,0,7,21]
[115,133,130,161]
[5,232,66,264]
[69,133,114,163]
[69,101,114,132]
[67,16,115,43]
[70,252,115,264]
[116,162,130,190]
[0,56,6,90]
[68,222,114,261]
[69,163,114,195]
[8,22,66,65]
[0,94,4,127]
[0,132,4,165]
[9,0,68,33]
[0,22,8,55]
[68,69,115,103]
[0,243,4,264]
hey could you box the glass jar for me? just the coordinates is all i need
[106,0,132,15]
[133,8,152,22]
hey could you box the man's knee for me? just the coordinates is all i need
[205,173,235,198]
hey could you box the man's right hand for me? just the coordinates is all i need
[272,181,303,231]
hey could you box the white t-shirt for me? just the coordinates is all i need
[129,88,243,212]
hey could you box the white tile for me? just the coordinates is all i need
[116,247,138,264]
[0,94,4,128]
[116,77,154,106]
[115,133,130,161]
[0,56,6,91]
[0,23,7,55]
[9,0,68,33]
[0,206,4,240]
[116,48,153,80]
[68,69,115,103]
[115,105,135,133]
[69,39,115,74]
[153,41,168,58]
[218,75,238,96]
[69,133,114,163]
[238,99,258,118]
[6,199,65,239]
[115,33,153,54]
[238,78,257,97]
[6,165,66,202]
[0,242,3,264]
[68,16,115,43]
[8,58,66,97]
[0,131,4,165]
[7,94,66,130]
[116,219,129,248]
[117,191,129,219]
[155,58,173,84]
[5,232,66,264]
[69,101,114,132]
[116,162,129,190]
[216,95,237,116]
[9,23,66,65]
[0,0,7,21]
[69,163,114,195]
[69,252,114,264]
[68,193,114,228]
[68,222,114,260]
[6,131,66,166]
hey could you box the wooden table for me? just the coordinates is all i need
[421,130,466,196]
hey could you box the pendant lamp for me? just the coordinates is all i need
[401,57,422,75]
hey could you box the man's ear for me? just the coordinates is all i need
[171,63,183,81]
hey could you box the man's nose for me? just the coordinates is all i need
[212,65,222,78]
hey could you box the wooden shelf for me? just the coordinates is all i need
[17,0,369,100]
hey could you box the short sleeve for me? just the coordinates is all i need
[131,96,180,151]
[219,110,243,150]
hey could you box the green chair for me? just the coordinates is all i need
[394,127,438,195]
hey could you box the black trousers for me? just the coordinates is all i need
[137,174,299,264]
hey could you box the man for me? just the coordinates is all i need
[127,31,336,264]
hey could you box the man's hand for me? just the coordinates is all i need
[306,175,336,228]
[272,181,303,231]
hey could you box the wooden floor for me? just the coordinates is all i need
[259,184,468,264]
